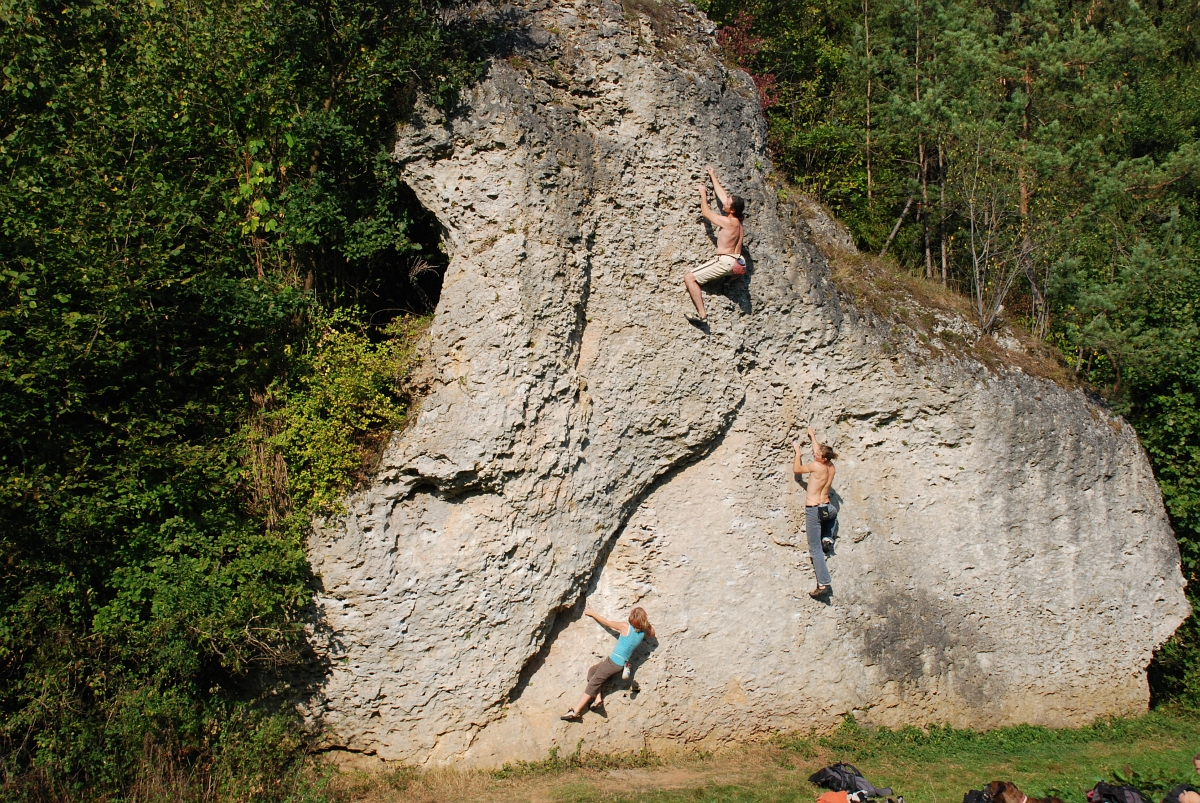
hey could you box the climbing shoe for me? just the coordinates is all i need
[560,709,582,722]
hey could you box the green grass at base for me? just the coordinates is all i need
[544,712,1199,803]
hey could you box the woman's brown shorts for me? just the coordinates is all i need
[584,657,622,696]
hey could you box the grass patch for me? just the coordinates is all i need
[332,711,1199,803]
[621,0,692,56]
[789,713,1197,803]
[493,739,663,779]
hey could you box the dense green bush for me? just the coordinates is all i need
[0,0,490,796]
[244,311,427,529]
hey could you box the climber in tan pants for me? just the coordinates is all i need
[684,167,746,326]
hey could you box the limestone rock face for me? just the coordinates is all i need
[302,0,1188,766]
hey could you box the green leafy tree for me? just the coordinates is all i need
[0,0,491,794]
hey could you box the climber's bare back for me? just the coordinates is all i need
[803,461,835,505]
[793,427,836,504]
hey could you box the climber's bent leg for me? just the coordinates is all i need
[570,658,621,715]
[683,255,736,320]
[584,658,621,696]
[821,504,839,549]
[806,504,832,590]
[570,692,593,715]
[684,272,706,319]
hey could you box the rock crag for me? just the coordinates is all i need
[302,0,1189,766]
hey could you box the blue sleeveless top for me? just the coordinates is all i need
[609,626,645,665]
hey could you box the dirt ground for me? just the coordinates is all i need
[323,745,804,803]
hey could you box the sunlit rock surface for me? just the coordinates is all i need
[301,0,1188,766]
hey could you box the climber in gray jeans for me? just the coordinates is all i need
[793,426,838,598]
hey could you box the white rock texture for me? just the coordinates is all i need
[302,0,1189,766]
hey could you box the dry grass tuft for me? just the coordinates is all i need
[621,0,694,57]
[325,764,497,803]
[828,250,1076,387]
[773,182,1074,387]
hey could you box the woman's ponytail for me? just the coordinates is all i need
[628,607,654,638]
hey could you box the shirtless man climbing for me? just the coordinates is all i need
[684,167,745,327]
[793,426,838,598]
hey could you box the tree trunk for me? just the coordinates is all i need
[921,138,932,279]
[938,140,948,285]
[915,2,932,278]
[864,0,873,203]
[1017,62,1047,338]
[880,196,916,257]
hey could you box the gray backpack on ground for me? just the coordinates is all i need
[808,763,894,797]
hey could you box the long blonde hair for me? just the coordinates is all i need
[628,607,654,638]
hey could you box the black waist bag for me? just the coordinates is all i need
[1164,785,1198,803]
[817,503,838,522]
[1088,783,1153,803]
[809,763,893,797]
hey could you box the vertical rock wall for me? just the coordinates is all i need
[302,0,1188,766]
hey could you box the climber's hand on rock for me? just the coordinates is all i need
[696,184,706,196]
[584,605,597,619]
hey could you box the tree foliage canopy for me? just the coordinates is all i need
[0,0,490,794]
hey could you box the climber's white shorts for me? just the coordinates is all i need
[686,254,739,285]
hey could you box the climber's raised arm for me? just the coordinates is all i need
[707,166,732,210]
[584,605,629,634]
[793,441,815,475]
[808,426,823,457]
[697,185,731,228]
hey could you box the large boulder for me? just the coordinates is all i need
[301,0,1188,766]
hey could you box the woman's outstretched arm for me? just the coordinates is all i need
[584,605,628,634]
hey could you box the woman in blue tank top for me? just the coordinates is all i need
[560,605,654,721]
